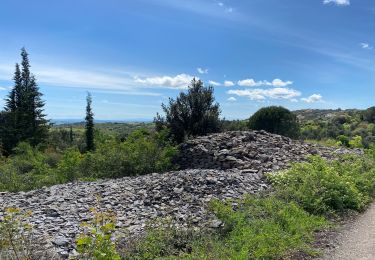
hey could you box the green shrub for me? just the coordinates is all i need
[0,208,55,259]
[0,142,60,192]
[80,129,178,179]
[248,106,300,138]
[349,135,363,148]
[76,207,120,260]
[57,148,83,182]
[121,196,328,260]
[268,154,375,215]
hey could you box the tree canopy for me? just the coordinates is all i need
[0,48,49,154]
[248,106,300,138]
[155,79,221,143]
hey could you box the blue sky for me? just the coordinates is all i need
[0,0,374,120]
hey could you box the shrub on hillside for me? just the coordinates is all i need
[79,129,178,179]
[363,106,375,123]
[268,153,375,215]
[120,196,327,259]
[155,79,221,143]
[248,106,300,138]
[0,143,60,192]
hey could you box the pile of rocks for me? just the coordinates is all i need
[0,169,268,258]
[0,131,362,258]
[178,131,361,175]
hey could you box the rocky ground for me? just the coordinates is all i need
[0,131,362,258]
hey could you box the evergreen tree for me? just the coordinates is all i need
[69,126,74,143]
[0,48,49,154]
[85,92,95,151]
[155,79,221,143]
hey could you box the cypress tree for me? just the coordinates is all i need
[1,48,49,154]
[85,92,95,152]
[69,126,74,143]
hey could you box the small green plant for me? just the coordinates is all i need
[0,208,55,259]
[76,206,120,260]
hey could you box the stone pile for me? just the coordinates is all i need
[178,130,361,175]
[0,131,362,258]
[0,169,268,258]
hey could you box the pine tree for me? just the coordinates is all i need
[85,92,95,152]
[0,48,49,154]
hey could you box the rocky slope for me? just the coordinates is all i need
[178,130,360,172]
[0,131,361,258]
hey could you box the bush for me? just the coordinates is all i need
[0,208,55,259]
[0,143,60,192]
[80,129,178,179]
[248,106,300,138]
[268,154,375,215]
[76,207,120,260]
[363,106,375,123]
[336,135,350,147]
[349,135,363,148]
[155,79,221,143]
[120,196,328,259]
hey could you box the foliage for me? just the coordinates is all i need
[336,134,350,147]
[221,119,248,131]
[0,48,49,155]
[120,221,211,260]
[0,208,56,259]
[121,196,327,260]
[85,92,95,152]
[155,78,221,143]
[0,142,61,192]
[349,135,363,148]
[363,106,375,123]
[0,129,177,192]
[76,207,120,260]
[80,129,178,179]
[268,153,375,215]
[297,108,375,148]
[248,106,300,138]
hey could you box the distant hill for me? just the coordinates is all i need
[293,109,363,121]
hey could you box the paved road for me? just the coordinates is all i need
[320,202,375,260]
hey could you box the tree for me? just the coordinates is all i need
[363,107,375,123]
[0,48,49,154]
[85,92,95,152]
[248,106,300,138]
[155,79,221,143]
[69,126,74,143]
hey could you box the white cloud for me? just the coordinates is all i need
[217,2,224,7]
[208,80,221,86]
[323,0,350,6]
[290,98,299,103]
[227,97,237,102]
[0,63,169,96]
[0,86,8,91]
[228,87,301,101]
[360,43,373,50]
[197,67,208,74]
[135,74,195,89]
[271,78,293,87]
[301,94,323,103]
[237,78,293,87]
[224,80,234,87]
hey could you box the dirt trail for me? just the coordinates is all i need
[319,202,375,260]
